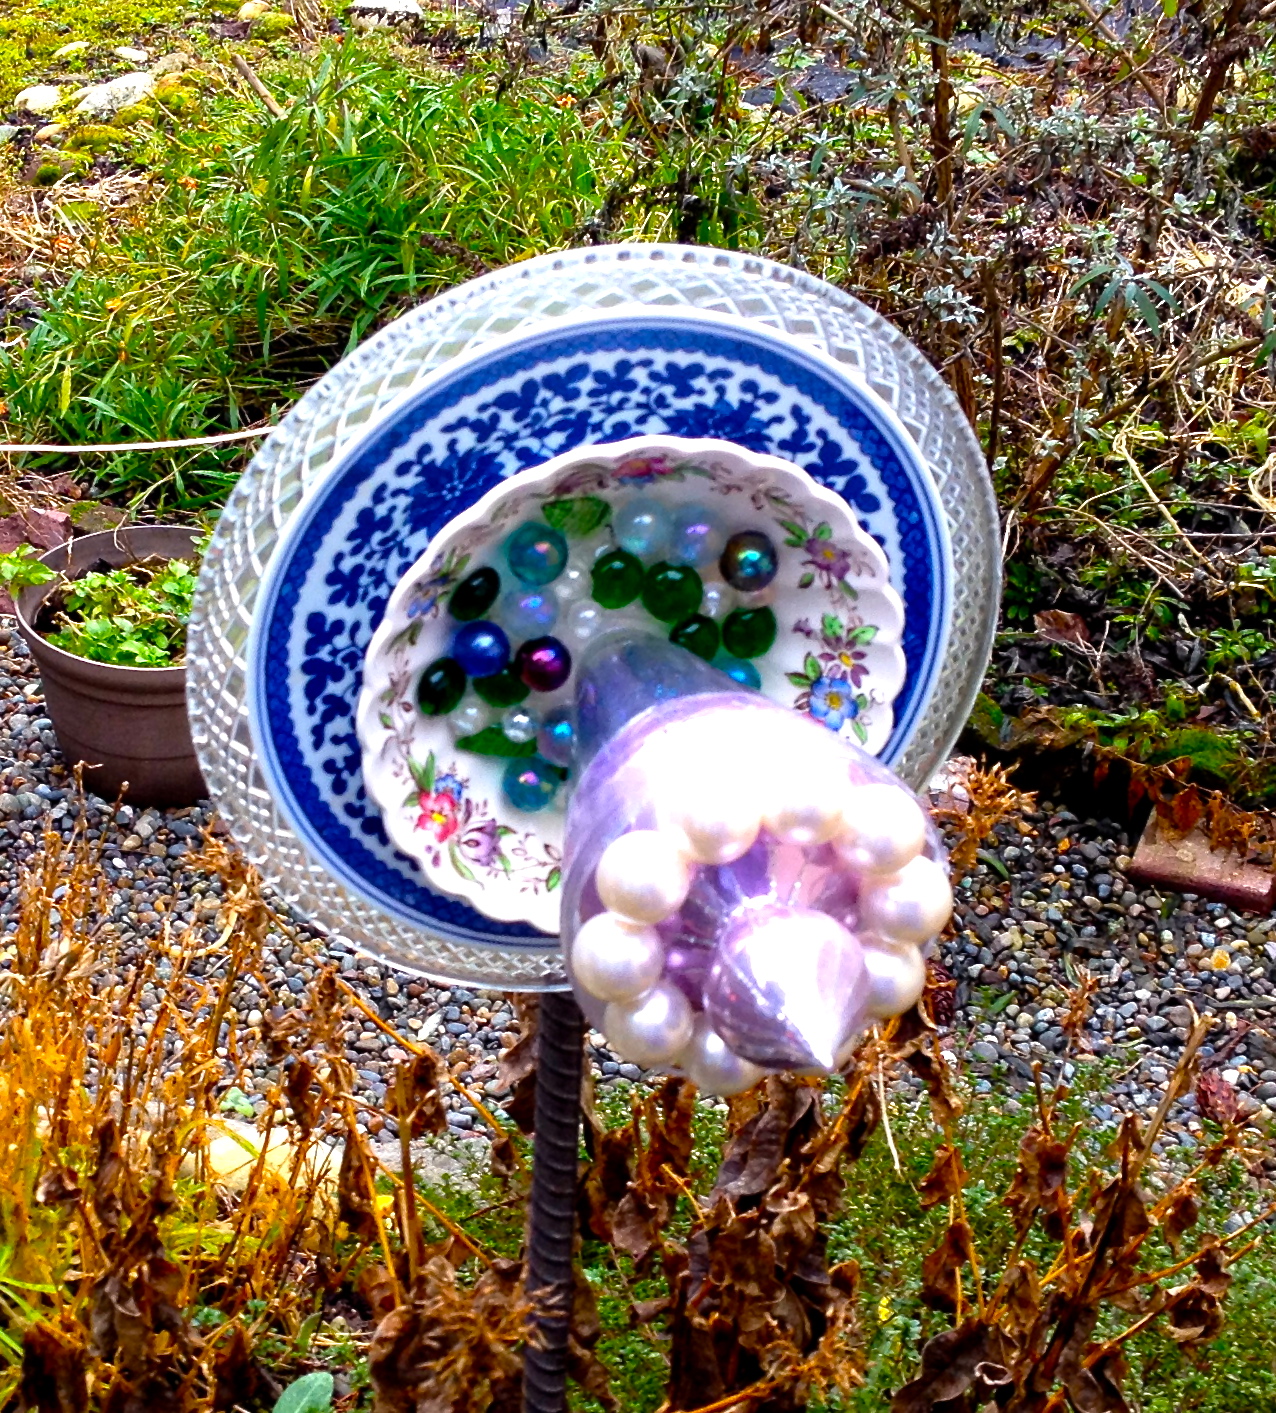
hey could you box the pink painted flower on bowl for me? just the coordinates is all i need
[416,774,464,842]
[612,454,678,484]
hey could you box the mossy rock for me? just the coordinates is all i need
[32,162,66,186]
[251,10,296,39]
[64,123,118,154]
[111,101,155,128]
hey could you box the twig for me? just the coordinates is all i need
[231,54,288,119]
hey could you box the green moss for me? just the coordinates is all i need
[0,0,213,105]
[251,10,295,39]
[63,122,117,154]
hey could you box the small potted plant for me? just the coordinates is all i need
[2,526,208,806]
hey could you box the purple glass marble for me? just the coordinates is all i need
[515,635,572,692]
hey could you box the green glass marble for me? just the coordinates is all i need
[472,666,529,708]
[448,566,500,621]
[417,657,466,716]
[591,548,644,609]
[721,606,777,659]
[641,561,702,623]
[669,614,720,662]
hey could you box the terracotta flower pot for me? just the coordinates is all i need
[15,525,208,808]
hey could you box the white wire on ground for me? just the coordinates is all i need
[0,427,272,455]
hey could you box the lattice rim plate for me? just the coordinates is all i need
[188,243,1000,990]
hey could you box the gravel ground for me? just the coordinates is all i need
[0,622,1272,1188]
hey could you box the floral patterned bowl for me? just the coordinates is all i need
[356,435,906,933]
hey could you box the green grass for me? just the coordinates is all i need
[1,32,766,509]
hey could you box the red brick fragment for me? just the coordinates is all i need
[1129,815,1276,913]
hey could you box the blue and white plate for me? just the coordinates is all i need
[247,306,952,951]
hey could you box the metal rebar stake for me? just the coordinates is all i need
[523,988,586,1413]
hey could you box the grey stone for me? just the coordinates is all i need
[73,71,154,119]
[971,1040,999,1062]
[14,85,63,115]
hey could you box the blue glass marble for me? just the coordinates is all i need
[713,653,762,690]
[537,705,576,766]
[500,586,559,639]
[502,754,560,812]
[613,498,671,559]
[505,521,568,586]
[451,620,510,678]
[668,502,727,568]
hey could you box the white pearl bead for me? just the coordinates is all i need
[836,783,928,875]
[680,1015,765,1096]
[668,782,761,864]
[570,912,665,1003]
[567,600,605,642]
[862,942,927,1019]
[763,770,846,846]
[449,702,489,737]
[595,829,692,924]
[604,981,695,1067]
[858,855,952,946]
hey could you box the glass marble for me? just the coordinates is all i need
[641,562,702,623]
[669,613,720,662]
[515,635,573,692]
[449,701,489,737]
[503,754,560,812]
[713,653,762,690]
[451,620,511,678]
[591,548,644,609]
[416,657,466,717]
[501,586,559,639]
[472,666,528,708]
[567,601,605,642]
[502,705,539,744]
[668,502,727,568]
[613,498,670,559]
[720,530,778,592]
[556,563,589,603]
[700,581,734,621]
[537,705,576,766]
[448,566,500,621]
[505,521,568,586]
[721,606,777,658]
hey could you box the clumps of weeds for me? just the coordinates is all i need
[0,781,1269,1412]
[0,787,536,1411]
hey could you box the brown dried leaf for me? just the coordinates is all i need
[1162,1282,1224,1348]
[1035,609,1091,647]
[918,1145,966,1209]
[20,1321,88,1413]
[1161,1188,1200,1252]
[1003,1126,1071,1239]
[920,1220,973,1314]
[35,1165,82,1208]
[890,1319,994,1413]
[999,1260,1043,1353]
[284,1057,323,1139]
[1196,1069,1240,1125]
[385,1053,448,1140]
[1194,1242,1233,1296]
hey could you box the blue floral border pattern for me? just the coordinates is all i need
[252,315,950,947]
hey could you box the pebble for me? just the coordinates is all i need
[1,622,1272,1166]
